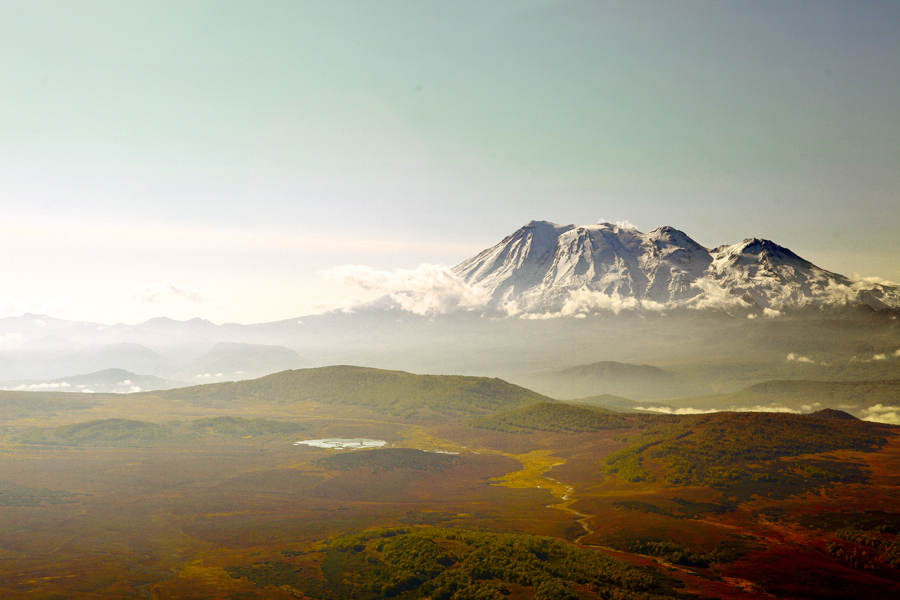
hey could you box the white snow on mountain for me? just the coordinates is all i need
[448,220,900,316]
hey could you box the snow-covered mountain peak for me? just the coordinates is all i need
[715,238,813,267]
[449,220,900,316]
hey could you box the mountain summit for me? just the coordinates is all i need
[451,221,900,316]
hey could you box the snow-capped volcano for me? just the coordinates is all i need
[451,220,900,315]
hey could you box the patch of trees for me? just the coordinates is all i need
[603,429,690,483]
[191,415,309,437]
[827,528,900,570]
[0,390,95,419]
[316,448,462,473]
[612,498,732,519]
[471,402,632,434]
[16,418,172,446]
[605,412,890,489]
[227,527,684,599]
[621,537,757,568]
[795,510,900,535]
[793,511,900,570]
[0,479,78,507]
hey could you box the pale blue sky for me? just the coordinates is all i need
[1,1,898,323]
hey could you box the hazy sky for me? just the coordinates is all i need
[2,0,898,324]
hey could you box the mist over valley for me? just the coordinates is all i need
[4,1,900,597]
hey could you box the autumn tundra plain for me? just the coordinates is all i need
[2,367,899,599]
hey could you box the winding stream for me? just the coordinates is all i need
[542,474,596,543]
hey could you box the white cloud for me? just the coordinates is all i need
[636,404,809,415]
[8,382,72,391]
[558,289,644,316]
[686,279,750,311]
[849,275,899,289]
[323,264,490,316]
[111,385,142,394]
[735,405,802,413]
[787,353,815,364]
[305,296,367,315]
[515,288,670,319]
[822,278,859,305]
[597,218,638,230]
[862,404,900,425]
[634,406,719,415]
[853,352,897,363]
[128,280,203,303]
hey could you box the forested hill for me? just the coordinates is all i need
[471,401,642,433]
[150,365,552,416]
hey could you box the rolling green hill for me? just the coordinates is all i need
[17,418,174,446]
[227,527,682,599]
[151,365,552,417]
[606,411,895,492]
[17,415,310,446]
[471,401,640,433]
[0,390,96,419]
[191,416,310,437]
[567,393,678,413]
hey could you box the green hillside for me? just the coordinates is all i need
[152,366,551,417]
[606,411,894,490]
[227,527,681,599]
[0,480,78,507]
[471,401,638,433]
[191,416,309,437]
[0,390,96,419]
[568,394,678,413]
[17,418,173,446]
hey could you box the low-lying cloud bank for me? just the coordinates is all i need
[633,406,719,415]
[635,402,900,424]
[786,353,815,364]
[2,381,141,394]
[635,405,808,415]
[129,280,204,303]
[7,381,72,391]
[862,404,900,425]
[324,262,900,318]
[324,264,490,316]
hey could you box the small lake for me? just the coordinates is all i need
[293,438,387,450]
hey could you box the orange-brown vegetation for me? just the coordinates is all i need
[1,372,900,598]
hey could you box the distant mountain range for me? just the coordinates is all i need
[452,220,900,316]
[0,324,310,383]
[0,368,180,394]
[516,361,703,401]
[0,221,898,385]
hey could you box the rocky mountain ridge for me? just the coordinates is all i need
[451,220,900,315]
